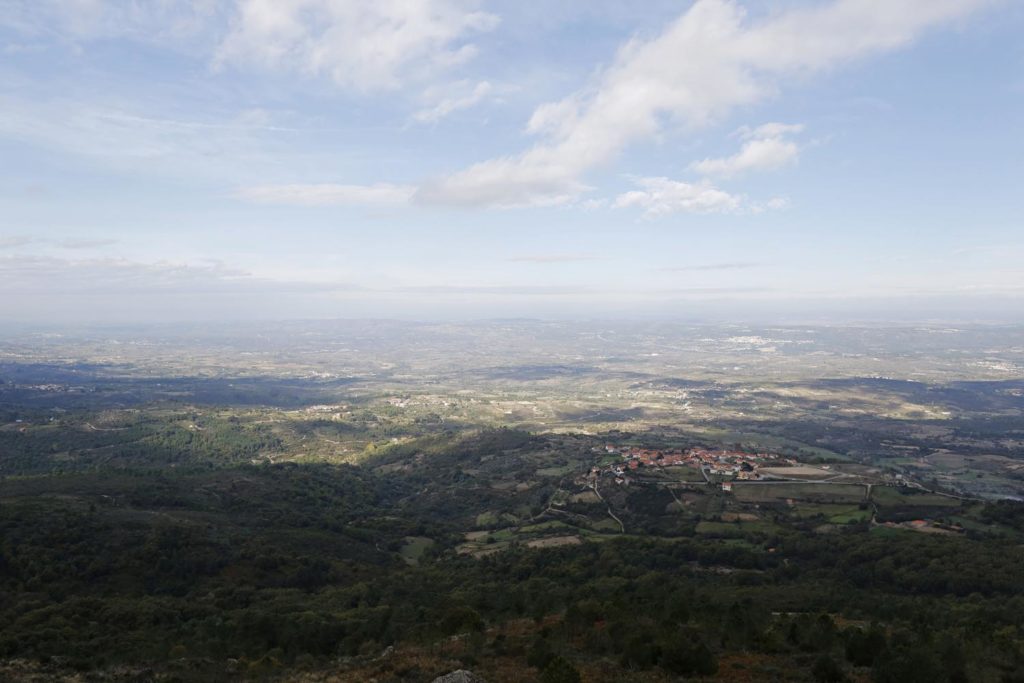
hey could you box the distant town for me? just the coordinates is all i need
[591,444,807,489]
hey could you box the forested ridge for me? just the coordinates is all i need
[3,427,1024,682]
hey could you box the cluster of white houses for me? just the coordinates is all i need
[599,444,798,483]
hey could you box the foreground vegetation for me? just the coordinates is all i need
[2,322,1024,681]
[4,425,1024,682]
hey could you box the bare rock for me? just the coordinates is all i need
[431,670,485,683]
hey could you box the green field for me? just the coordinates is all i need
[732,482,867,503]
[696,428,849,462]
[871,486,961,508]
[788,503,870,523]
[518,520,576,534]
[399,536,435,565]
[475,510,520,527]
[536,464,576,477]
[696,520,779,536]
[659,464,706,481]
[590,518,623,532]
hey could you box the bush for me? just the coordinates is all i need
[541,656,581,683]
[812,654,846,683]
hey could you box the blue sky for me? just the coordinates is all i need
[1,0,1022,323]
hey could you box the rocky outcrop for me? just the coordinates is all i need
[430,670,485,683]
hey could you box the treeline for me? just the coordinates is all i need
[4,469,1024,680]
[4,427,1024,680]
[0,417,284,475]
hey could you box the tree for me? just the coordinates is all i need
[660,631,717,677]
[812,654,846,683]
[845,626,887,667]
[440,607,484,635]
[873,645,942,683]
[540,656,581,683]
[621,634,660,670]
[527,637,555,671]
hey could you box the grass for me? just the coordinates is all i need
[871,486,961,508]
[787,503,870,523]
[475,511,500,527]
[948,515,1020,538]
[570,490,601,504]
[788,503,842,518]
[474,510,520,527]
[518,520,574,534]
[733,482,867,504]
[759,466,833,480]
[659,465,706,482]
[590,518,623,532]
[398,536,434,565]
[829,509,871,524]
[536,464,575,477]
[697,428,849,462]
[696,520,779,537]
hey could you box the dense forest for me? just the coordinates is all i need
[4,423,1024,681]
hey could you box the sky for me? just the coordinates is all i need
[1,0,1023,324]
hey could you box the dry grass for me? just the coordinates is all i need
[526,535,582,548]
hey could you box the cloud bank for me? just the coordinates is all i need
[419,0,990,208]
[216,0,498,92]
[235,183,416,206]
[691,123,804,178]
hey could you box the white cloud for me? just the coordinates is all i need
[690,122,803,178]
[0,95,310,182]
[578,198,609,211]
[506,254,599,263]
[0,235,36,249]
[0,254,384,323]
[0,1,226,50]
[0,235,118,250]
[216,0,498,92]
[0,255,352,295]
[4,1,497,95]
[421,0,992,208]
[737,122,804,140]
[390,284,585,296]
[416,152,590,208]
[663,262,762,272]
[760,196,791,212]
[613,177,743,217]
[612,177,788,218]
[414,80,493,123]
[58,238,118,249]
[235,183,416,206]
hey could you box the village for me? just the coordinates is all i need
[591,443,803,488]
